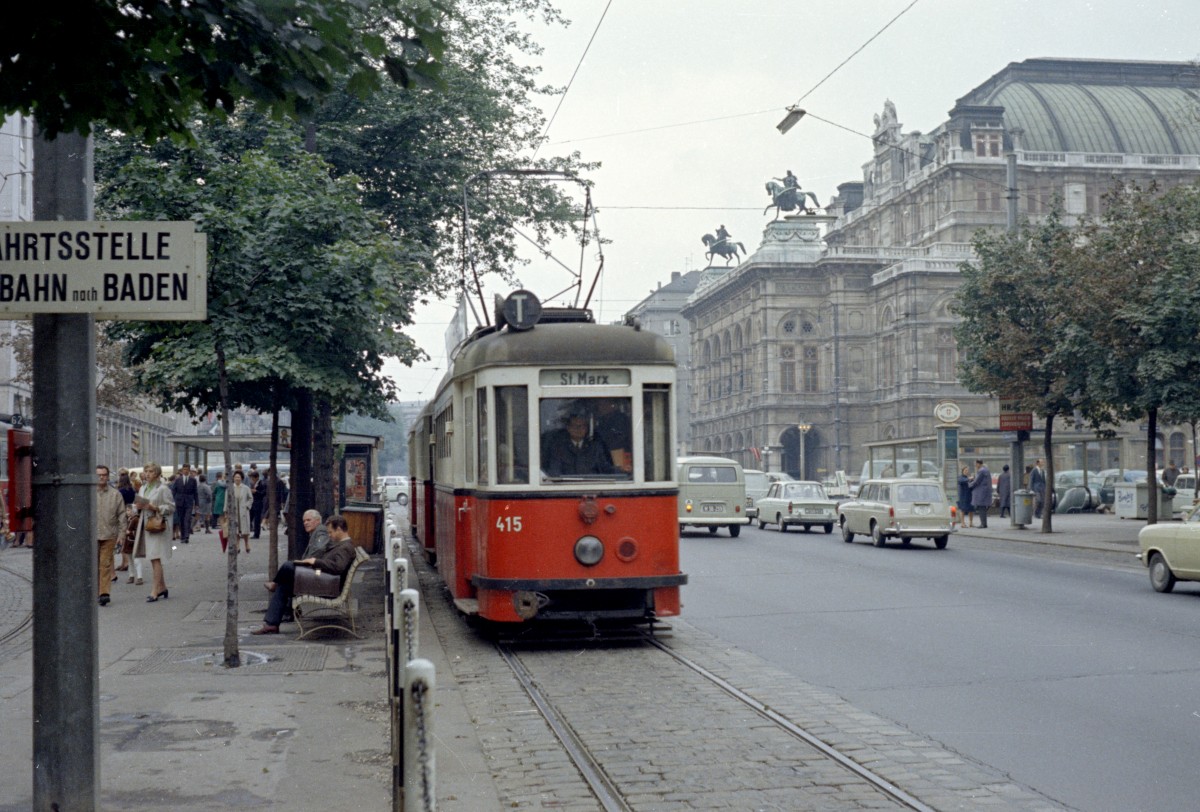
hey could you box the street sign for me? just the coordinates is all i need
[0,221,206,320]
[999,398,1033,431]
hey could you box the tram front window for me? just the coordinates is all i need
[539,397,633,481]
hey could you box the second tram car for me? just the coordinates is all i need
[408,291,686,625]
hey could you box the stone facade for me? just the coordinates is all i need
[682,58,1200,480]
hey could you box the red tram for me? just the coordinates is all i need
[408,291,685,625]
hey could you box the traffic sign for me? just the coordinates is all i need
[999,399,1033,431]
[0,221,206,320]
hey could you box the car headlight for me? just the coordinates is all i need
[574,535,604,566]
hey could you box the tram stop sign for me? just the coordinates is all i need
[999,399,1033,432]
[0,221,206,320]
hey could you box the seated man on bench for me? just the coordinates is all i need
[252,515,356,635]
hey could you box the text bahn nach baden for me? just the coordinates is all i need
[0,221,206,320]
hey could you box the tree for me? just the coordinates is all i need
[954,209,1091,532]
[1073,182,1200,523]
[0,0,444,140]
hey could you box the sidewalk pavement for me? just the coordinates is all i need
[953,507,1149,557]
[0,509,1157,810]
[0,526,499,812]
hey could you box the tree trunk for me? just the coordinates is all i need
[216,343,240,668]
[1041,413,1055,533]
[1147,408,1159,525]
[288,389,314,559]
[314,397,335,518]
[267,397,280,579]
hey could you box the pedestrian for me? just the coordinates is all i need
[248,470,267,540]
[134,461,174,602]
[211,472,226,533]
[1030,458,1047,519]
[997,464,1012,518]
[196,474,213,533]
[969,459,993,528]
[225,470,253,554]
[170,462,197,544]
[115,470,136,572]
[957,465,973,528]
[96,465,127,607]
[1162,460,1180,488]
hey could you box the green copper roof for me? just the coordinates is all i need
[960,59,1200,155]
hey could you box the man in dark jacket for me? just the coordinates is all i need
[542,412,614,477]
[968,459,993,528]
[248,471,268,539]
[170,463,198,544]
[253,515,357,635]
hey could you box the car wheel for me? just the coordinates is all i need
[824,524,834,534]
[708,526,718,535]
[871,523,885,547]
[841,519,854,543]
[776,515,787,533]
[1149,552,1176,593]
[934,535,949,550]
[900,536,912,545]
[758,518,767,529]
[729,524,741,538]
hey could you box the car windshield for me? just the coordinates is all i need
[783,483,826,500]
[896,483,944,503]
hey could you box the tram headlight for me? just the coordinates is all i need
[574,535,604,566]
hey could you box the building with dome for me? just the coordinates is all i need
[680,58,1200,481]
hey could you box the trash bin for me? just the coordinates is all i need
[1114,482,1142,519]
[1012,489,1033,525]
[342,502,383,554]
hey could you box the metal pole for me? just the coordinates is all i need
[1006,148,1026,527]
[31,129,98,810]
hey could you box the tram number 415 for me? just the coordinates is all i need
[496,516,523,532]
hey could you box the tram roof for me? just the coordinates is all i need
[453,321,675,376]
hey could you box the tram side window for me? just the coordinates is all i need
[643,385,671,482]
[539,397,632,481]
[495,386,529,485]
[476,388,488,485]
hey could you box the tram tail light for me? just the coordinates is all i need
[616,537,638,562]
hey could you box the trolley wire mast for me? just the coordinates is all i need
[409,290,686,625]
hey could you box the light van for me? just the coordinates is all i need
[677,455,750,538]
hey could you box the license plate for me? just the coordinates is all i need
[913,504,932,515]
[701,503,725,513]
[804,508,826,515]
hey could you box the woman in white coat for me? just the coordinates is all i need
[135,461,175,602]
[225,470,253,554]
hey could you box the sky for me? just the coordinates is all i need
[383,0,1200,403]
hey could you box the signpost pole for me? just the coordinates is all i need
[31,129,99,811]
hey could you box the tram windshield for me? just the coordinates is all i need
[539,397,634,482]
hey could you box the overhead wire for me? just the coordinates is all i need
[533,0,613,158]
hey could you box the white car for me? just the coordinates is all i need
[838,478,954,549]
[755,480,837,533]
[1138,503,1200,592]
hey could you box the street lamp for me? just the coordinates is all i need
[762,446,772,473]
[777,105,807,134]
[797,423,811,480]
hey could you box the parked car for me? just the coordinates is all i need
[1137,503,1200,592]
[743,469,769,520]
[838,478,954,549]
[755,481,838,533]
[378,475,409,505]
[1170,473,1196,517]
[677,456,750,538]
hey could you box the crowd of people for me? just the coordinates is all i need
[93,462,297,612]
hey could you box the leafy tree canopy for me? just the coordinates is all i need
[0,0,445,140]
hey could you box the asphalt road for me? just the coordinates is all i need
[679,524,1200,812]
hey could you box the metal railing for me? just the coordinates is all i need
[387,536,436,812]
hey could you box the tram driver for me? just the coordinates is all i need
[542,410,615,478]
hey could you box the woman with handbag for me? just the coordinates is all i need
[134,461,175,602]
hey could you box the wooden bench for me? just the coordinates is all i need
[292,546,369,639]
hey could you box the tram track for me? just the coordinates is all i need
[0,561,33,653]
[497,630,937,812]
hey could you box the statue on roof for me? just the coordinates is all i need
[701,225,746,266]
[764,170,821,219]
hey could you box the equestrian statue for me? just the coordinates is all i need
[701,224,746,266]
[764,169,821,219]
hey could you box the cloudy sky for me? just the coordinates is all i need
[385,0,1200,402]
